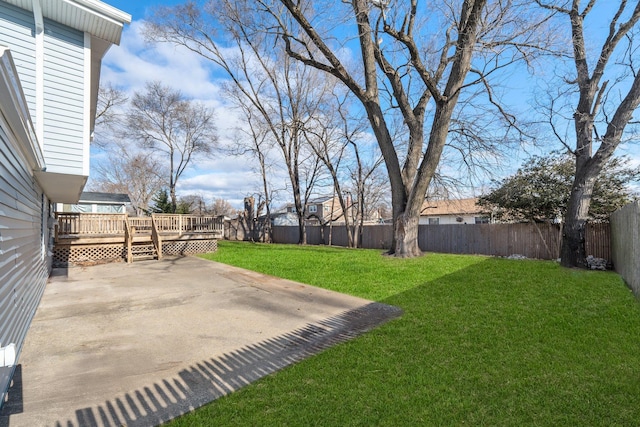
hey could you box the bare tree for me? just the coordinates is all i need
[95,82,128,130]
[93,82,129,151]
[304,92,384,247]
[535,0,640,267]
[225,89,278,242]
[211,198,237,216]
[179,193,209,215]
[91,146,165,216]
[91,83,164,215]
[145,5,328,243]
[127,81,217,213]
[210,0,554,257]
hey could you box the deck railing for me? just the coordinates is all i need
[56,213,127,237]
[129,217,153,234]
[152,214,224,234]
[55,213,224,239]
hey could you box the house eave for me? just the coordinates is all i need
[3,0,131,45]
[34,171,87,203]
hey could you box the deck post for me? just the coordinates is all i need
[124,218,133,263]
[54,213,59,243]
[151,216,163,260]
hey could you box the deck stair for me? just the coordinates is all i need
[130,242,158,261]
[125,217,163,263]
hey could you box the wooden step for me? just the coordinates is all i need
[131,243,158,261]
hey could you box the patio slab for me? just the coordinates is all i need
[0,256,401,427]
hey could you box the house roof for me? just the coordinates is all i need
[307,196,338,204]
[79,191,130,204]
[420,198,487,216]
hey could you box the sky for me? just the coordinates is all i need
[92,0,263,209]
[94,1,640,208]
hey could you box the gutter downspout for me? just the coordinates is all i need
[32,0,44,148]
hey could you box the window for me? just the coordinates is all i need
[475,216,489,224]
[428,217,439,225]
[324,205,330,212]
[96,204,124,214]
[308,205,317,213]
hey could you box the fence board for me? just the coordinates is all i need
[268,222,610,260]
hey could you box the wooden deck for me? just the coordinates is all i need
[54,213,224,264]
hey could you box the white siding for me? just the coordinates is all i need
[419,215,478,225]
[0,2,36,120]
[42,17,85,175]
[0,110,49,405]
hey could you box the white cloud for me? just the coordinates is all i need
[102,22,221,100]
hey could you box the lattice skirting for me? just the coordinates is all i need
[162,240,218,255]
[53,240,218,267]
[53,244,126,267]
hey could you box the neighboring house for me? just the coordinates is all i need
[419,198,491,225]
[272,211,299,226]
[56,191,131,214]
[0,0,129,406]
[285,196,353,224]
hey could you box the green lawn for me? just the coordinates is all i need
[167,241,640,426]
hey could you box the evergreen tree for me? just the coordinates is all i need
[479,153,639,222]
[150,189,173,214]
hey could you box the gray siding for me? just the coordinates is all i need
[42,18,85,175]
[0,117,49,404]
[0,2,36,121]
[0,4,87,176]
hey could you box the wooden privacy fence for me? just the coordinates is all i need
[271,223,611,260]
[611,202,640,296]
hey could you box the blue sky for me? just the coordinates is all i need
[94,1,262,208]
[106,0,180,20]
[95,1,640,206]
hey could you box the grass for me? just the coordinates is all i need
[166,241,640,426]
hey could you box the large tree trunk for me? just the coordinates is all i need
[560,154,603,267]
[560,180,593,268]
[556,3,640,267]
[393,212,422,257]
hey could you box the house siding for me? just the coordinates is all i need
[0,2,36,120]
[419,214,479,225]
[42,17,85,175]
[0,106,49,405]
[0,0,128,410]
[0,3,87,176]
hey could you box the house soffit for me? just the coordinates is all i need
[3,0,131,44]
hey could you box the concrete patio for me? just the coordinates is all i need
[0,256,401,426]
